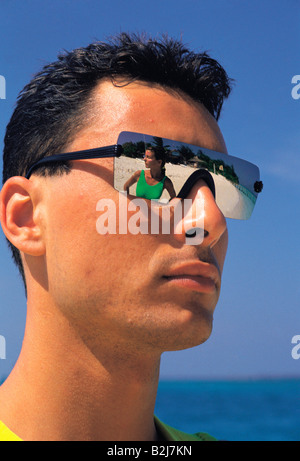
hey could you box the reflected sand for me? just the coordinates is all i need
[114,156,254,219]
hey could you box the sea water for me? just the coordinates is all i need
[155,379,300,441]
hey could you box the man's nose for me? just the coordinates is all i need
[172,179,227,247]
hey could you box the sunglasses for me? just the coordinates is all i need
[25,131,263,220]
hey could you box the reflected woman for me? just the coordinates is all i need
[124,147,176,200]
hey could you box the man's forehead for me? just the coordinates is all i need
[68,79,227,156]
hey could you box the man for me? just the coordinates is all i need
[0,33,261,441]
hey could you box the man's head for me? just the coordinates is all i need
[1,33,232,353]
[2,33,232,284]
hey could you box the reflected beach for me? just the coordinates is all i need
[114,132,260,220]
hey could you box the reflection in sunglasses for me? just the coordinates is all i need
[114,131,263,220]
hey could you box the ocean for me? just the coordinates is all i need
[155,379,300,441]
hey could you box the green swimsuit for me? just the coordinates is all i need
[135,170,166,200]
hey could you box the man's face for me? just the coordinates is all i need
[35,80,228,356]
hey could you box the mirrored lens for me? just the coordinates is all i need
[114,132,261,220]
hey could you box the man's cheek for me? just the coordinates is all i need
[213,228,228,275]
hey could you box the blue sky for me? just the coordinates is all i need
[0,0,299,381]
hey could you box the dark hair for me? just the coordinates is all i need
[147,146,167,176]
[2,32,233,286]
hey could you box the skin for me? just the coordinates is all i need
[0,79,228,441]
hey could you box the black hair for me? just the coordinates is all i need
[147,146,167,176]
[2,32,233,286]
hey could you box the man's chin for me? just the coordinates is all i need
[156,311,214,353]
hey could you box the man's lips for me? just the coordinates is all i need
[162,262,220,293]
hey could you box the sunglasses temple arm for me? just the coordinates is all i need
[25,144,123,179]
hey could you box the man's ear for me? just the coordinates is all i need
[0,176,45,256]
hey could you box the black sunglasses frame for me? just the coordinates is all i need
[25,144,123,179]
[25,131,263,220]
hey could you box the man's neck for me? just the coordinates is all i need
[0,307,161,441]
